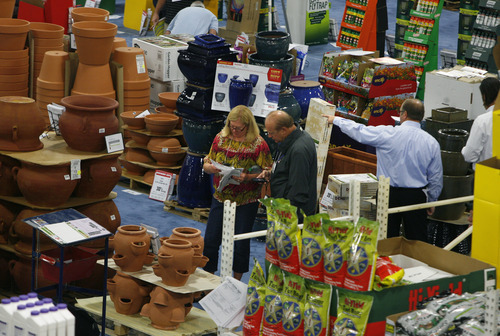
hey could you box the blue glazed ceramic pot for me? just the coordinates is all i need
[177,151,213,208]
[278,89,302,122]
[217,73,228,83]
[177,84,214,119]
[249,74,259,87]
[228,76,253,109]
[264,83,280,104]
[181,115,225,154]
[248,53,294,90]
[290,80,325,119]
[255,30,290,60]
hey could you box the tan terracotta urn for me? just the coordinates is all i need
[71,21,117,66]
[107,271,152,315]
[0,0,16,18]
[0,96,45,151]
[59,95,119,152]
[76,200,121,250]
[0,18,30,51]
[169,227,204,255]
[0,154,21,196]
[109,225,154,272]
[10,208,57,254]
[73,155,122,199]
[140,286,194,330]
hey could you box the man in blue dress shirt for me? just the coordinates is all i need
[163,1,218,36]
[325,98,443,242]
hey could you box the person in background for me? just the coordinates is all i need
[154,1,218,36]
[151,0,194,34]
[324,99,443,243]
[461,77,500,169]
[202,105,272,281]
[259,110,318,218]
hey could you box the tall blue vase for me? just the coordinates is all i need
[290,80,325,119]
[177,152,213,208]
[181,115,225,154]
[228,76,253,109]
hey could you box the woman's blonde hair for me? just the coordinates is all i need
[221,105,260,142]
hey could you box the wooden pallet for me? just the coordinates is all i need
[164,200,210,223]
[120,169,152,193]
[76,296,217,336]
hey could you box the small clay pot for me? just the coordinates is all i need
[128,130,150,145]
[29,22,64,39]
[158,92,180,109]
[170,227,204,255]
[123,103,150,114]
[34,43,64,55]
[0,73,28,83]
[125,147,153,164]
[71,7,109,22]
[10,209,57,254]
[124,96,150,106]
[121,111,146,130]
[0,88,28,97]
[0,0,16,19]
[124,88,150,98]
[149,149,186,166]
[73,156,122,199]
[147,137,181,152]
[112,37,127,50]
[154,239,198,287]
[0,18,30,51]
[124,78,150,91]
[144,114,179,135]
[0,48,28,59]
[0,81,27,91]
[59,95,119,152]
[109,225,155,272]
[37,78,64,91]
[33,37,64,47]
[37,50,68,84]
[71,21,117,65]
[155,106,182,129]
[108,272,152,315]
[112,47,149,82]
[0,64,28,75]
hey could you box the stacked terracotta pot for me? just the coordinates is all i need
[0,18,30,97]
[71,7,109,22]
[0,0,16,18]
[112,47,150,113]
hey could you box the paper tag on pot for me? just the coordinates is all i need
[136,55,146,74]
[136,110,151,118]
[105,133,124,153]
[161,148,169,153]
[70,159,81,180]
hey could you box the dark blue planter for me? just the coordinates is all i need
[290,80,325,119]
[255,30,290,60]
[278,90,302,122]
[217,73,228,83]
[264,83,280,104]
[248,53,294,90]
[228,77,253,109]
[181,115,225,154]
[177,84,215,119]
[249,74,259,87]
[177,152,213,208]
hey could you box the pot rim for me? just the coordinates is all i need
[255,30,290,40]
[72,21,117,38]
[0,18,30,34]
[437,128,469,137]
[60,94,119,112]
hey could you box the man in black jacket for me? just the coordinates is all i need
[260,110,318,217]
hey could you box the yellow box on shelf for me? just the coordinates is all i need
[474,157,500,204]
[123,0,155,31]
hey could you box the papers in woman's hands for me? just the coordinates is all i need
[211,160,243,192]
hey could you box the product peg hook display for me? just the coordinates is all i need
[220,200,236,281]
[376,175,391,241]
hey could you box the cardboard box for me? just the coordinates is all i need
[330,237,496,336]
[132,36,188,82]
[223,0,261,35]
[150,78,186,109]
[474,157,500,204]
[327,173,378,197]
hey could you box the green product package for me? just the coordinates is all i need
[281,271,306,335]
[300,213,329,282]
[262,263,285,336]
[243,259,266,336]
[333,289,374,336]
[303,279,332,336]
[322,218,355,287]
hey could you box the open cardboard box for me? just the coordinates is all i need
[218,0,262,45]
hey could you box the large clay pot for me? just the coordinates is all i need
[12,162,78,207]
[255,30,290,60]
[0,200,17,244]
[0,19,30,51]
[0,154,21,196]
[109,225,154,272]
[107,271,152,315]
[71,7,109,22]
[0,96,45,151]
[59,95,119,152]
[29,22,64,39]
[112,47,149,82]
[71,63,115,99]
[169,227,204,255]
[140,286,194,330]
[177,152,213,208]
[0,0,16,18]
[76,200,121,249]
[71,21,117,65]
[290,80,325,119]
[10,209,56,255]
[9,256,56,296]
[73,155,122,199]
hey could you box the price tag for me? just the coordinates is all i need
[319,188,335,208]
[136,54,146,74]
[105,133,124,153]
[149,170,176,202]
[70,159,81,180]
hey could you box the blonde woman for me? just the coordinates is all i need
[202,105,272,280]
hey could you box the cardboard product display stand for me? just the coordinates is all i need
[456,0,480,65]
[337,0,378,51]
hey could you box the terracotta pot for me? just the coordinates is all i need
[0,18,30,51]
[144,114,178,135]
[113,37,127,50]
[112,47,149,82]
[0,96,45,151]
[118,156,147,176]
[124,89,150,98]
[71,63,115,97]
[109,225,154,272]
[0,73,28,83]
[124,96,150,106]
[128,130,150,145]
[0,0,16,18]
[0,200,17,244]
[9,256,56,296]
[158,92,180,109]
[34,37,64,47]
[123,103,150,113]
[141,287,194,330]
[77,200,121,250]
[124,78,150,91]
[107,272,152,315]
[0,56,28,67]
[0,64,28,75]
[10,209,56,254]
[170,227,204,255]
[35,92,62,104]
[0,81,27,91]
[36,85,65,97]
[73,156,122,199]
[154,238,208,287]
[0,48,28,59]
[0,154,21,196]
[37,50,68,86]
[149,149,186,166]
[0,88,28,97]
[147,137,181,152]
[59,95,119,152]
[37,77,64,91]
[71,7,109,22]
[71,21,117,65]
[155,106,182,129]
[12,161,78,207]
[125,147,153,164]
[29,22,64,39]
[34,43,64,55]
[121,111,146,130]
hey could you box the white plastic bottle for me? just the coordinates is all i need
[26,293,39,305]
[0,298,17,336]
[56,304,75,336]
[41,299,54,308]
[26,310,48,336]
[47,307,66,336]
[39,309,56,336]
[12,304,29,336]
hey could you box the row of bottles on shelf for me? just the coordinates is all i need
[475,8,500,27]
[339,28,360,47]
[415,66,424,81]
[345,8,366,26]
[415,0,439,14]
[408,17,435,35]
[470,30,497,49]
[349,0,368,6]
[465,60,489,71]
[402,42,429,62]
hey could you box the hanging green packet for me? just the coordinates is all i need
[243,259,266,336]
[281,271,306,336]
[262,263,285,336]
[322,218,355,287]
[303,279,332,336]
[300,213,329,282]
[332,289,374,336]
[260,198,289,266]
[274,201,301,275]
[343,217,379,291]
